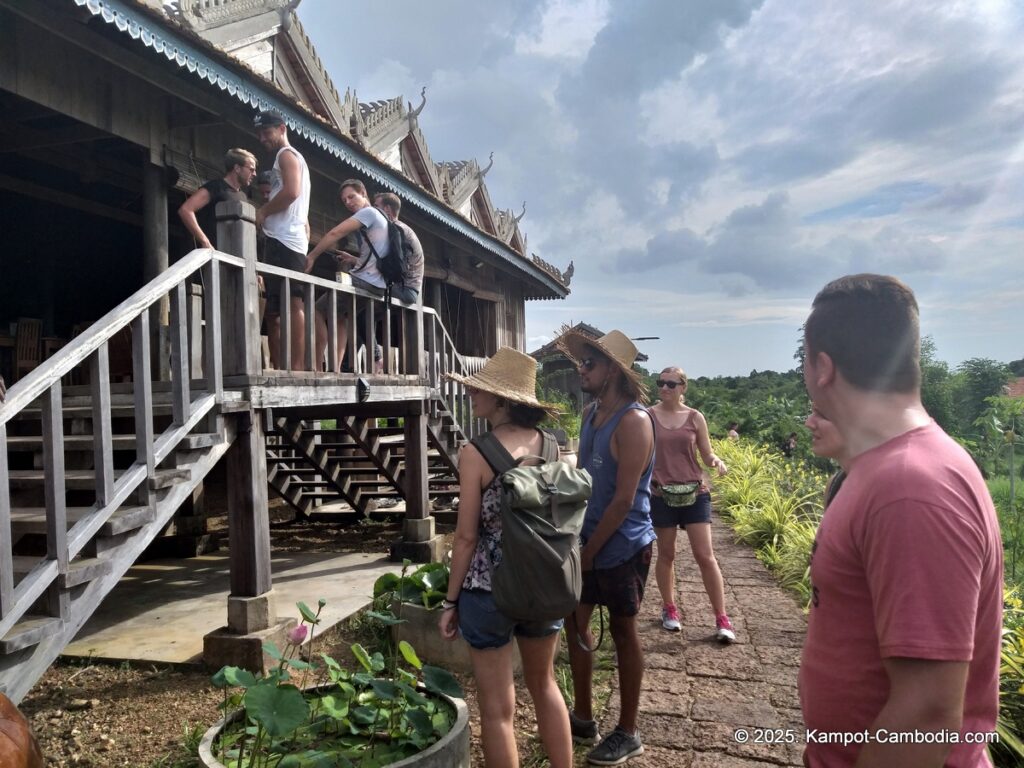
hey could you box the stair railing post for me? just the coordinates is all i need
[215,200,260,378]
[0,425,12,618]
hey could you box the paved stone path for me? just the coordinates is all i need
[590,515,807,767]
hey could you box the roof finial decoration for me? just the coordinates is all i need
[514,201,526,223]
[409,86,427,119]
[480,151,494,178]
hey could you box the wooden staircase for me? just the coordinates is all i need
[264,406,464,520]
[0,204,492,702]
[0,247,243,702]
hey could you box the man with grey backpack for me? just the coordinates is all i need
[556,328,656,766]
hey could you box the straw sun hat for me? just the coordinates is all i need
[555,326,645,394]
[445,347,559,416]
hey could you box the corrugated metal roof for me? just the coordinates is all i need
[70,0,568,300]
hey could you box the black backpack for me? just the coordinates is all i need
[471,430,592,622]
[359,208,408,291]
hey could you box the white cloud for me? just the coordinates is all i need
[298,0,1024,375]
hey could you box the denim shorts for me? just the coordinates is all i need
[650,492,712,528]
[457,589,563,650]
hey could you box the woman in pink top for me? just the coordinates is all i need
[648,366,734,641]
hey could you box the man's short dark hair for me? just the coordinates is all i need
[340,179,367,197]
[374,192,401,215]
[256,171,273,186]
[253,111,285,128]
[805,273,921,393]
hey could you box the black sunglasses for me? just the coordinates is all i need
[579,357,599,371]
[656,379,682,389]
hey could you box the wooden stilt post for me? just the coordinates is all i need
[203,201,295,671]
[390,400,443,563]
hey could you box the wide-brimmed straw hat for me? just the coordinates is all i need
[555,327,644,391]
[446,347,559,416]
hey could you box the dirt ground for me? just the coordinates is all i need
[18,504,586,767]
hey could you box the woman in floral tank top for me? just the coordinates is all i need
[437,348,573,768]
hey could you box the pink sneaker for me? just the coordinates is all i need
[661,603,681,632]
[715,613,736,644]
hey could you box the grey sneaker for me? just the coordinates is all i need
[587,726,644,765]
[569,709,600,745]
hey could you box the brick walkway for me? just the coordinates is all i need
[590,515,807,767]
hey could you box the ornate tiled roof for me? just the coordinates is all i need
[111,0,568,293]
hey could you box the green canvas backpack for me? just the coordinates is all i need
[471,430,592,622]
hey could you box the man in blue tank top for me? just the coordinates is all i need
[556,328,656,766]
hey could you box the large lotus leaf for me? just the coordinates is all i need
[397,580,424,602]
[319,694,349,719]
[350,705,378,725]
[278,751,341,768]
[398,640,422,670]
[243,683,309,737]
[369,678,399,701]
[404,708,434,738]
[422,665,464,698]
[351,643,373,673]
[372,572,400,597]
[421,589,446,609]
[217,666,258,689]
[370,651,386,673]
[396,682,428,707]
[417,567,448,592]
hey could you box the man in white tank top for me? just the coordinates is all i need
[254,111,311,371]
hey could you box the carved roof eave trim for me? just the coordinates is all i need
[280,14,349,133]
[400,130,442,197]
[176,0,292,33]
[472,183,498,235]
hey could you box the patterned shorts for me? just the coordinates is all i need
[580,543,653,617]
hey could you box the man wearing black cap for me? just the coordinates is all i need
[253,111,311,371]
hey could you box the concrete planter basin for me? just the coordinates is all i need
[197,685,470,768]
[390,600,522,674]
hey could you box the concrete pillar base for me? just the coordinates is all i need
[389,535,444,564]
[227,591,278,634]
[202,618,297,674]
[403,516,435,542]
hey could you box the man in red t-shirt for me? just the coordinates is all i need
[800,274,1002,767]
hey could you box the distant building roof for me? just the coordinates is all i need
[530,323,649,363]
[1005,377,1024,398]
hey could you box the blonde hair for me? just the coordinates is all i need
[224,148,256,172]
[660,366,688,389]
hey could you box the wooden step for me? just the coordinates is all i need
[148,468,191,490]
[12,555,112,588]
[10,506,154,537]
[182,433,223,450]
[5,434,138,452]
[0,616,63,653]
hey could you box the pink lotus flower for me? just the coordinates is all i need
[287,625,309,645]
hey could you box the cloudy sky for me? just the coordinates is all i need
[299,0,1024,377]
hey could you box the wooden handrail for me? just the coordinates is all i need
[0,248,215,424]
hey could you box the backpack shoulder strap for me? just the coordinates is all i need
[538,429,559,462]
[470,432,517,476]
